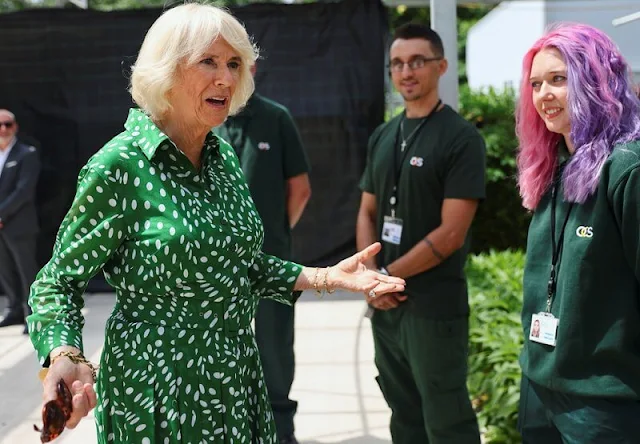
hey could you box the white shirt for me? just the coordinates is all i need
[0,137,16,179]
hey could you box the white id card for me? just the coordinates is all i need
[382,216,403,245]
[529,313,559,347]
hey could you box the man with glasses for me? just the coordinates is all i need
[0,109,41,334]
[356,24,485,443]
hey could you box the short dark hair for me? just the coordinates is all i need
[393,23,444,58]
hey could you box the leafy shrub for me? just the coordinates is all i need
[459,85,532,254]
[466,249,525,443]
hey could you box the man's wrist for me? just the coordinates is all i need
[378,267,389,276]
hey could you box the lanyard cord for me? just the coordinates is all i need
[389,99,442,217]
[547,182,574,312]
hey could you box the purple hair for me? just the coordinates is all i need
[516,23,640,210]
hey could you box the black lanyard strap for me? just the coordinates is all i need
[547,182,574,311]
[389,99,442,215]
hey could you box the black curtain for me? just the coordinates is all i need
[0,0,388,291]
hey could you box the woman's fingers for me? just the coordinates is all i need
[66,381,91,429]
[84,383,97,410]
[375,273,405,286]
[365,269,404,286]
[369,280,404,296]
[359,275,405,296]
[387,276,405,286]
[355,242,381,263]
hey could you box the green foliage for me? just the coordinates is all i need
[0,0,50,10]
[0,0,24,10]
[466,250,525,443]
[460,85,517,183]
[90,0,167,10]
[459,85,531,253]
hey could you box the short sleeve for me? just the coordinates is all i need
[248,252,303,305]
[280,109,310,179]
[444,131,487,200]
[359,126,384,194]
[27,166,128,366]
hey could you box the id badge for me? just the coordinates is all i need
[529,312,559,347]
[382,216,403,245]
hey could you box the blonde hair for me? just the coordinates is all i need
[130,2,258,119]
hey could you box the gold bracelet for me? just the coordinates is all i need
[47,351,98,382]
[323,267,335,294]
[313,267,322,297]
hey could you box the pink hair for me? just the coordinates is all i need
[516,41,562,210]
[516,23,640,210]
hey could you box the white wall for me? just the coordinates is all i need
[467,0,640,91]
[467,1,546,91]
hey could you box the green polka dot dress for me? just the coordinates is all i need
[28,108,303,443]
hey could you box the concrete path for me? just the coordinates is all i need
[0,291,392,444]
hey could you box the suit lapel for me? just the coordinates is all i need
[0,143,21,191]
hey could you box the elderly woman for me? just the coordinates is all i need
[27,3,404,443]
[516,23,640,442]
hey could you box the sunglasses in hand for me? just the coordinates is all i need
[33,379,73,443]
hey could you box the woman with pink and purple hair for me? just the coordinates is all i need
[516,23,640,442]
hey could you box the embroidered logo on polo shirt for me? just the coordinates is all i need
[409,156,424,167]
[575,226,593,238]
[258,142,271,151]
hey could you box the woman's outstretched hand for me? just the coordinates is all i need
[328,242,405,297]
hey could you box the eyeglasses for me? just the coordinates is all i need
[33,379,73,443]
[389,56,443,73]
[0,121,14,129]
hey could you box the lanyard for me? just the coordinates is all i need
[389,99,441,217]
[547,182,574,312]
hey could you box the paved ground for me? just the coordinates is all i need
[0,291,392,444]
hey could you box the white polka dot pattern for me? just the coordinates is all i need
[27,108,303,443]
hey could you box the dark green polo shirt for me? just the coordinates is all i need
[521,139,640,399]
[360,106,486,317]
[214,94,310,259]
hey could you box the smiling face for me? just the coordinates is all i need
[530,48,570,141]
[167,38,241,132]
[389,38,447,104]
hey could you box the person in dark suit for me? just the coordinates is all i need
[0,109,41,333]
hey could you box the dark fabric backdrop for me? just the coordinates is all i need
[0,0,388,291]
